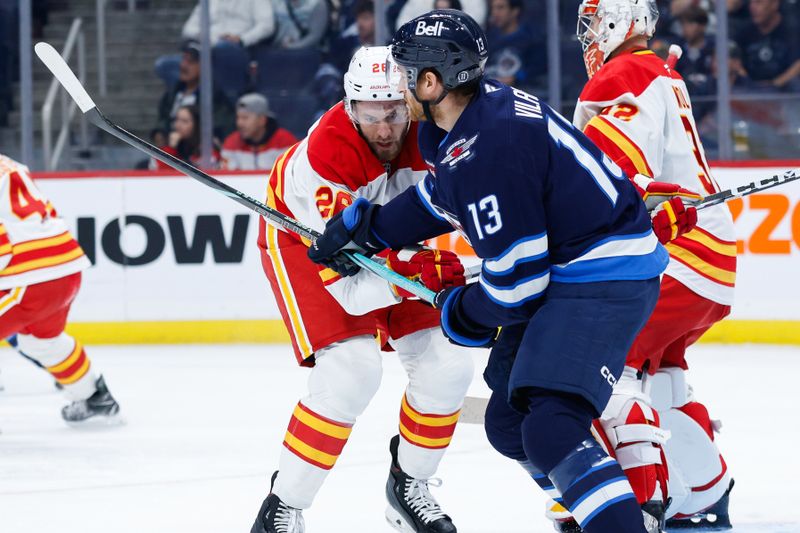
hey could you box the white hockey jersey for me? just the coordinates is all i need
[257,102,430,316]
[574,49,736,305]
[0,156,90,290]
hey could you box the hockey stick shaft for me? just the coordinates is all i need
[697,167,800,210]
[34,43,435,303]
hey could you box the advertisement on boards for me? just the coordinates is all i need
[31,163,800,341]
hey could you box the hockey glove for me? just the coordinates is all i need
[307,197,388,277]
[386,248,466,298]
[434,286,499,348]
[632,174,701,244]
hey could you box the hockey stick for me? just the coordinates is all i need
[33,43,435,304]
[696,167,800,210]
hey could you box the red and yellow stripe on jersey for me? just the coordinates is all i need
[283,402,353,470]
[0,231,85,279]
[0,156,90,289]
[584,115,653,179]
[46,340,91,385]
[399,394,460,450]
[666,228,736,288]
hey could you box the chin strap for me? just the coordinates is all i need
[413,87,449,126]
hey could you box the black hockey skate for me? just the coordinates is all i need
[251,471,305,533]
[61,375,121,425]
[665,480,733,531]
[385,435,457,533]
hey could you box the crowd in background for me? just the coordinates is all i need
[2,0,799,165]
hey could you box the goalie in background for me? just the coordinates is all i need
[535,0,737,530]
[0,155,121,425]
[251,46,474,533]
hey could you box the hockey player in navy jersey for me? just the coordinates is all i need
[308,10,672,533]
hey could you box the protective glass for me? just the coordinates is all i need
[351,100,410,125]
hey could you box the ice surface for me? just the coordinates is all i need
[1,343,798,532]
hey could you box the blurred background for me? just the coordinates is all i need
[3,0,800,171]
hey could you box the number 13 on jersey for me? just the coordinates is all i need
[467,194,502,240]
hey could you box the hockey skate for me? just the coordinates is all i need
[665,480,733,531]
[251,471,305,533]
[61,375,122,425]
[385,435,456,533]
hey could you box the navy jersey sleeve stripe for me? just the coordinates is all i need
[484,232,549,275]
[479,269,550,307]
[415,179,448,222]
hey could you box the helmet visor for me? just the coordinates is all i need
[350,99,410,125]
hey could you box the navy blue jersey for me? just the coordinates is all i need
[373,79,668,327]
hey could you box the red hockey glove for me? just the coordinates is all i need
[632,174,701,244]
[386,248,466,298]
[651,197,698,244]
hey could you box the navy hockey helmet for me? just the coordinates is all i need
[390,9,488,101]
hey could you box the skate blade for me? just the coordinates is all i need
[385,505,416,533]
[64,412,127,429]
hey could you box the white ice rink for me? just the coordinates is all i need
[1,343,799,533]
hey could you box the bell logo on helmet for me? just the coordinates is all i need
[457,71,468,83]
[415,20,445,37]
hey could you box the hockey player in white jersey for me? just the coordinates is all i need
[532,1,736,531]
[251,46,474,533]
[0,155,121,424]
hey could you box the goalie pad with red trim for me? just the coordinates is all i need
[595,366,670,506]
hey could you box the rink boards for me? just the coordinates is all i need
[30,162,800,344]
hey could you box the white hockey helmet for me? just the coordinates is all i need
[577,0,659,78]
[343,46,406,123]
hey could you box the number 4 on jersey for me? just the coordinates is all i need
[9,171,54,220]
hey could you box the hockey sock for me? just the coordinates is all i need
[275,401,353,508]
[18,333,96,400]
[519,459,566,509]
[549,439,646,533]
[521,390,646,533]
[397,393,461,479]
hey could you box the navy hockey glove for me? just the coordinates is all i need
[307,197,387,277]
[434,286,499,348]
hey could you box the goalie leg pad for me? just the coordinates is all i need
[598,366,670,505]
[651,367,730,519]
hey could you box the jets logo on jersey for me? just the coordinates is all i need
[441,134,479,168]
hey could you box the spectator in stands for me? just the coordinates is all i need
[151,105,220,170]
[675,6,714,95]
[485,0,544,90]
[327,0,375,72]
[180,0,276,103]
[711,41,756,92]
[736,0,800,90]
[221,93,298,170]
[271,0,330,49]
[156,41,235,141]
[392,0,487,31]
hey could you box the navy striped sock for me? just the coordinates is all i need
[550,440,646,533]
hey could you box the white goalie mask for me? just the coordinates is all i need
[343,46,408,125]
[577,0,659,78]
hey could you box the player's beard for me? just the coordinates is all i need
[368,137,404,161]
[404,92,426,122]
